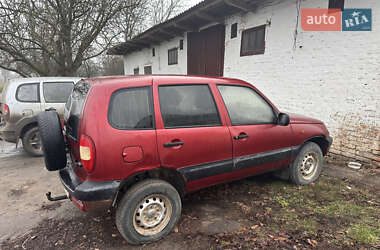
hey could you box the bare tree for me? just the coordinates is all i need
[147,0,183,26]
[102,56,124,76]
[112,0,182,42]
[0,0,143,77]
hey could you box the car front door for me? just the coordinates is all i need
[155,83,232,192]
[217,84,294,175]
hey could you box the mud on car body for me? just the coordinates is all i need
[38,75,332,245]
[0,77,81,156]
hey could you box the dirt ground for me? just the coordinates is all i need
[0,140,379,250]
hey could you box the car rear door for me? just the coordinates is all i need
[41,81,74,117]
[13,82,42,119]
[216,84,294,175]
[154,82,232,192]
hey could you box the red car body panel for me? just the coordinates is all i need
[64,75,331,197]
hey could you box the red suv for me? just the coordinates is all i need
[38,75,332,244]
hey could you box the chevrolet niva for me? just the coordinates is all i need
[37,75,332,244]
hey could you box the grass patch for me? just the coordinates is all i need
[348,224,380,245]
[315,201,372,217]
[273,196,289,207]
[296,218,318,236]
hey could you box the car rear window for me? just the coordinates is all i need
[108,87,154,130]
[16,83,40,102]
[65,80,90,140]
[43,82,74,103]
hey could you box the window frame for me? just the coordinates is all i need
[240,24,266,57]
[168,48,178,65]
[158,84,222,129]
[328,0,344,11]
[231,23,238,39]
[107,86,155,131]
[144,65,152,75]
[42,81,74,103]
[217,84,278,126]
[15,82,40,103]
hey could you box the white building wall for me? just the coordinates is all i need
[123,33,188,75]
[123,0,380,167]
[223,0,380,166]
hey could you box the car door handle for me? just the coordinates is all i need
[234,134,249,140]
[164,142,184,147]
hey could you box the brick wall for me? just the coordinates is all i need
[124,0,380,168]
[223,0,380,168]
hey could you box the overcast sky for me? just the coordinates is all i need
[186,0,203,8]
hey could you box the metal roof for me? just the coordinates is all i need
[108,0,261,55]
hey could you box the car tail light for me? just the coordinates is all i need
[2,104,10,122]
[79,135,95,172]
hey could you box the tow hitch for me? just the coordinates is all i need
[46,191,69,201]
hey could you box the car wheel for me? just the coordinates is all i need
[22,126,43,157]
[289,142,323,185]
[37,111,67,171]
[116,179,182,245]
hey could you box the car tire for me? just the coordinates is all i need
[116,179,182,245]
[289,142,323,185]
[22,126,43,157]
[37,111,67,171]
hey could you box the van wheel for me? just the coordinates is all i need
[289,142,323,185]
[22,127,43,157]
[37,111,67,171]
[116,179,182,245]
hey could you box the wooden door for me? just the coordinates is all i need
[187,25,225,76]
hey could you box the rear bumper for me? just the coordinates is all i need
[59,167,120,202]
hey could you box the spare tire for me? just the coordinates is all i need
[37,111,67,171]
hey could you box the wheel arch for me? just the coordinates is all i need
[302,135,330,156]
[114,167,187,207]
[15,116,38,140]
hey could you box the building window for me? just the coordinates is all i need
[152,48,155,57]
[328,0,344,11]
[144,65,152,75]
[133,67,139,75]
[179,40,184,50]
[240,25,266,56]
[168,48,178,65]
[231,23,238,38]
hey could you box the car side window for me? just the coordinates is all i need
[159,84,221,128]
[16,83,40,102]
[43,82,74,103]
[218,85,276,125]
[108,86,154,130]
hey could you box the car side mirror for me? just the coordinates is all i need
[277,113,290,126]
